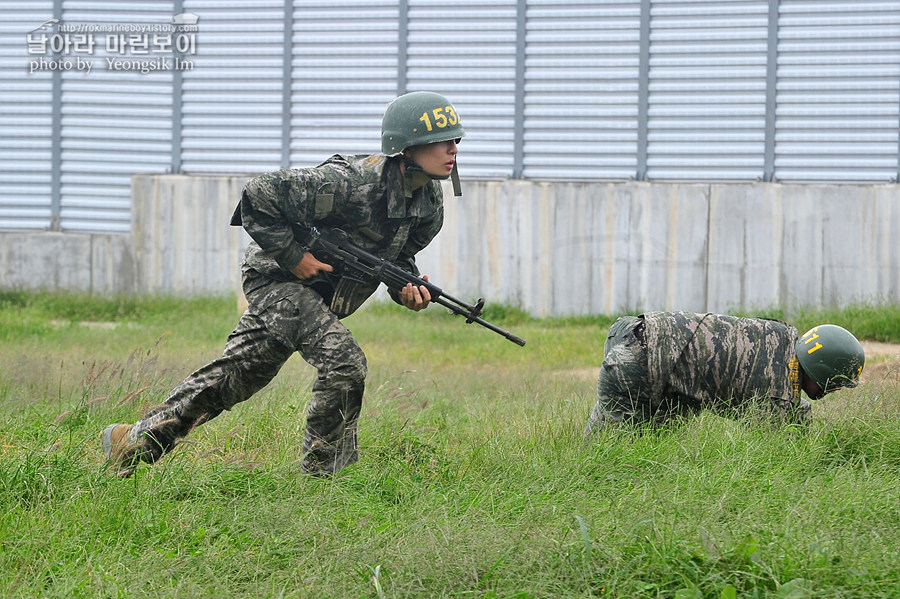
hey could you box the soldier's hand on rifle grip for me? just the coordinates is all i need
[291,251,334,280]
[399,275,431,311]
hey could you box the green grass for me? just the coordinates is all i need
[1,294,899,598]
[736,302,900,345]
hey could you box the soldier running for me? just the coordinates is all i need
[102,91,465,477]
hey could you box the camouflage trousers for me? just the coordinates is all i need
[585,316,696,434]
[127,272,367,475]
[586,316,647,434]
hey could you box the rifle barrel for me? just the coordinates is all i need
[434,297,526,346]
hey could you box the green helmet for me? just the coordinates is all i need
[795,325,865,393]
[381,91,465,155]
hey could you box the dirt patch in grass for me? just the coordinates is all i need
[860,341,900,385]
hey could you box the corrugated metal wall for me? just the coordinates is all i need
[180,0,283,173]
[407,0,519,178]
[59,1,174,233]
[2,0,899,234]
[775,0,900,182]
[524,1,641,180]
[1,1,55,231]
[646,0,769,180]
[289,0,399,164]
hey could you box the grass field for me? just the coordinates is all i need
[1,292,899,598]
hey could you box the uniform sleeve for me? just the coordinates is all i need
[238,170,313,273]
[795,397,812,423]
[398,202,444,267]
[386,204,444,305]
[769,395,811,425]
[385,255,420,305]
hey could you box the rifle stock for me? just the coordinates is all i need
[308,227,526,347]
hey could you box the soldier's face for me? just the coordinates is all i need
[801,370,825,400]
[405,139,459,177]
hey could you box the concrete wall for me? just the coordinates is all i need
[1,175,898,317]
[131,174,251,296]
[0,230,136,295]
[418,180,900,316]
[0,174,250,297]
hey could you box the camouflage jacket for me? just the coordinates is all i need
[641,311,808,422]
[231,154,444,316]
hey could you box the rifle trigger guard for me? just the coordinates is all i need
[466,298,485,324]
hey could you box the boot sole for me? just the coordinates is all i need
[101,424,122,458]
[101,424,137,477]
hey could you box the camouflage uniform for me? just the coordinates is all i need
[585,311,807,433]
[126,153,444,474]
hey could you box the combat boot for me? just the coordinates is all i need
[101,423,138,477]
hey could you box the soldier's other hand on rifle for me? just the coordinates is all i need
[291,251,334,280]
[399,275,431,311]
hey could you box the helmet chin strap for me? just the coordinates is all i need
[402,157,462,197]
[449,162,462,196]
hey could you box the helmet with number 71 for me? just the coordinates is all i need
[795,325,865,393]
[381,91,465,155]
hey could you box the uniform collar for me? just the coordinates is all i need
[383,156,441,219]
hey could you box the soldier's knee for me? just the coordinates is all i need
[338,354,367,385]
[326,345,367,387]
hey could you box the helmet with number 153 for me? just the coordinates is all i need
[795,325,865,393]
[381,91,465,155]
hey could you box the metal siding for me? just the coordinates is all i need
[524,0,641,180]
[289,1,399,166]
[0,3,55,230]
[4,0,900,237]
[774,0,900,182]
[57,1,174,233]
[647,0,770,180]
[180,0,284,174]
[407,0,518,179]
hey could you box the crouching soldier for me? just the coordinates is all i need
[585,311,865,433]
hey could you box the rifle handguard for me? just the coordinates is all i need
[306,227,526,347]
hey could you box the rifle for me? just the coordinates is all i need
[307,227,526,347]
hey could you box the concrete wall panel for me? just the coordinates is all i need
[2,176,898,317]
[0,232,94,292]
[132,174,251,296]
[90,233,136,296]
